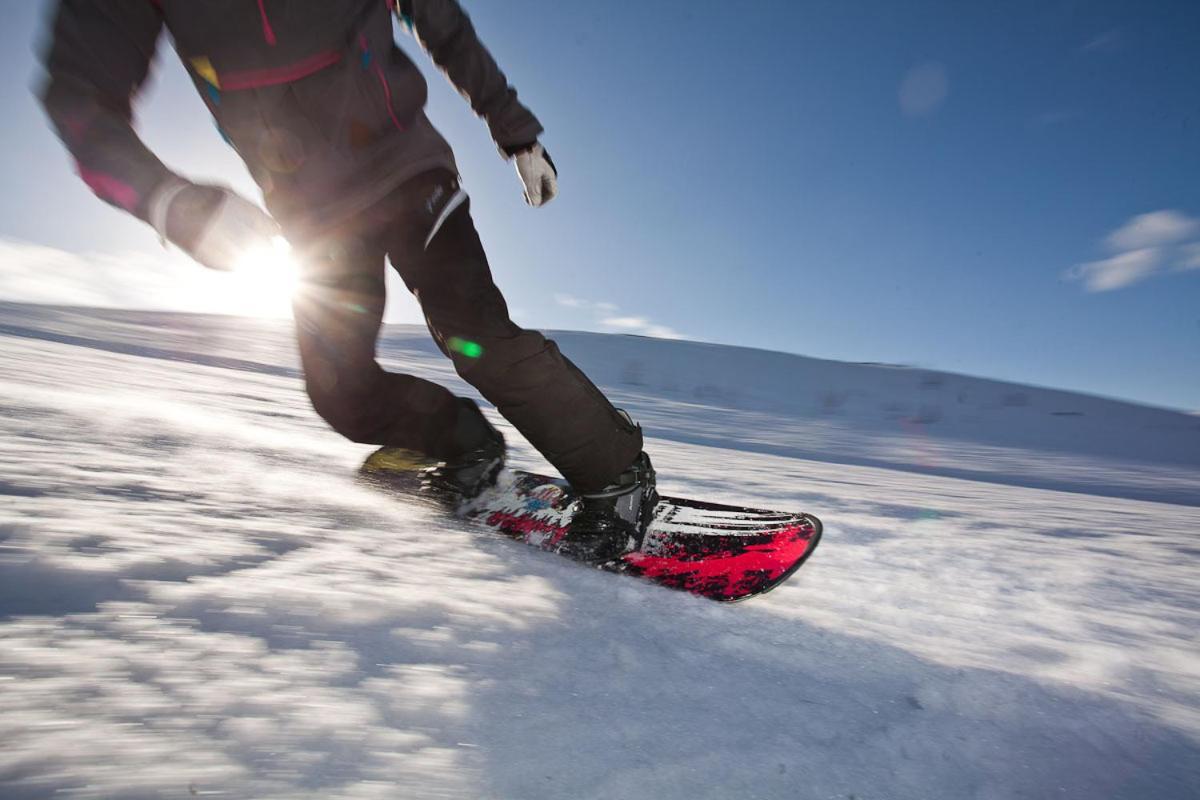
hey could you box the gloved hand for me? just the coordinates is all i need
[147,177,280,271]
[510,142,558,207]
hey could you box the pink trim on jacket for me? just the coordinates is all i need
[256,0,277,45]
[218,49,343,90]
[359,35,406,133]
[372,64,406,132]
[77,164,140,212]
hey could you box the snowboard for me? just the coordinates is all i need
[361,460,822,602]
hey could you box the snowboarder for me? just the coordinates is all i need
[38,0,656,562]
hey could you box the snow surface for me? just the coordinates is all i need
[1,302,1198,799]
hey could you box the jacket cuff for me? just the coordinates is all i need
[500,141,538,158]
[486,98,544,157]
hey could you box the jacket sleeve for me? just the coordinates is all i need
[37,0,174,222]
[399,0,544,153]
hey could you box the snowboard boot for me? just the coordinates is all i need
[419,398,506,504]
[558,450,658,563]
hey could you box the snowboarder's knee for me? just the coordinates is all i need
[313,403,381,443]
[305,383,381,443]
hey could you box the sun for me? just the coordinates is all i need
[224,236,301,318]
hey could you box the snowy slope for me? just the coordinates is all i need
[1,302,1198,799]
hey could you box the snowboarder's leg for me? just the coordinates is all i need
[291,240,496,460]
[383,170,643,493]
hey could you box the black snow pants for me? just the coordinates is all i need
[290,169,642,493]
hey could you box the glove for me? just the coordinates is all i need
[147,177,279,271]
[510,142,558,207]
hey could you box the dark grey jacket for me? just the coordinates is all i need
[39,0,543,237]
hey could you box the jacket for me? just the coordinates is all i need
[39,0,544,237]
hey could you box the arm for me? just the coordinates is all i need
[38,0,173,221]
[398,0,544,154]
[38,1,278,269]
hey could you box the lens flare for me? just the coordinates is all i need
[227,236,300,317]
[448,336,484,359]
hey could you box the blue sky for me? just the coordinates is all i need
[3,1,1198,411]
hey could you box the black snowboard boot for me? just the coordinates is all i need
[558,451,658,563]
[419,398,506,503]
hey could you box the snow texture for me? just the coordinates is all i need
[1,301,1198,799]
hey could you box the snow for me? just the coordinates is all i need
[1,301,1198,799]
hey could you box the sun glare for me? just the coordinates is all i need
[225,236,300,318]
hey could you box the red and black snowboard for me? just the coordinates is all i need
[460,470,822,602]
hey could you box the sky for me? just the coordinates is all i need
[2,0,1198,412]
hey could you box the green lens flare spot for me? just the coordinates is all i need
[448,337,484,359]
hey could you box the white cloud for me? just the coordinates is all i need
[898,62,948,117]
[1174,242,1200,271]
[554,293,582,308]
[600,315,684,339]
[0,238,198,310]
[0,238,687,337]
[1104,210,1199,252]
[0,238,297,318]
[1068,211,1200,292]
[1028,110,1078,129]
[601,316,646,330]
[1069,248,1161,292]
[552,290,684,339]
[1080,31,1121,53]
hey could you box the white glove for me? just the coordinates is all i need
[148,178,280,271]
[512,142,558,207]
